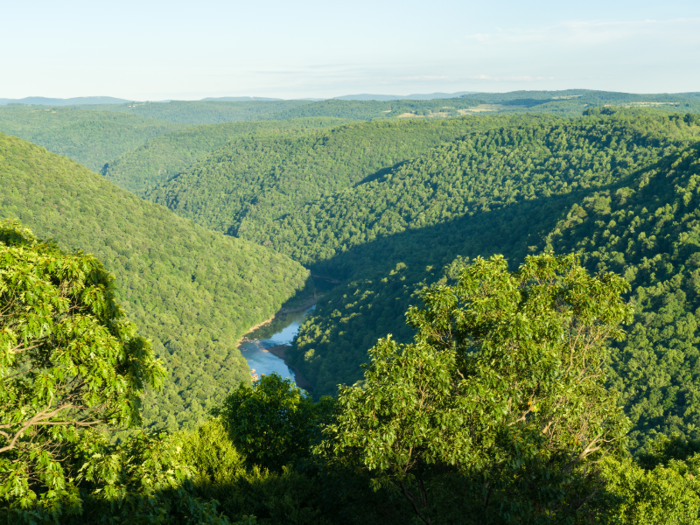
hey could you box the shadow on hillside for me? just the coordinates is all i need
[355,159,411,186]
[182,464,628,525]
[306,151,683,283]
[278,152,691,397]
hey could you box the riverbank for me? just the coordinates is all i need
[264,344,313,391]
[237,317,274,347]
[237,296,318,348]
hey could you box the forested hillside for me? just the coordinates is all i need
[0,133,309,430]
[147,116,542,236]
[5,92,698,178]
[458,90,700,117]
[267,97,482,120]
[0,106,186,171]
[8,105,700,524]
[79,97,482,123]
[102,117,351,196]
[545,142,700,449]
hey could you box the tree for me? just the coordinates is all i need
[215,373,335,472]
[601,435,700,525]
[322,253,633,524]
[0,220,165,510]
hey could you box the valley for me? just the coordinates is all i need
[5,91,700,523]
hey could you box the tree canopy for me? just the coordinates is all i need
[324,253,632,524]
[0,220,164,510]
[102,117,351,196]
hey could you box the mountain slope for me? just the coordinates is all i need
[267,97,481,120]
[148,115,544,237]
[0,133,309,430]
[0,106,185,171]
[544,141,700,449]
[102,117,352,196]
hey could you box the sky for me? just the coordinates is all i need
[2,0,699,100]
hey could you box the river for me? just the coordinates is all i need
[239,306,315,386]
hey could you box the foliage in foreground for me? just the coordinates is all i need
[4,250,700,524]
[214,374,335,472]
[0,220,161,514]
[323,253,632,524]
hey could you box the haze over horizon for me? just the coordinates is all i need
[2,0,699,101]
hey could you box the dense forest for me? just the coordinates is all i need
[102,117,351,196]
[0,133,308,430]
[4,91,699,174]
[278,111,700,450]
[6,93,700,522]
[0,106,186,171]
[146,116,537,236]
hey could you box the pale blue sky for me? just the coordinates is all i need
[2,0,699,100]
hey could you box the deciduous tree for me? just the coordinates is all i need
[0,220,165,509]
[323,253,633,524]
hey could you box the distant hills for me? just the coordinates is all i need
[3,89,700,177]
[0,96,131,106]
[0,106,186,171]
[201,96,284,102]
[0,92,479,105]
[332,91,478,101]
[5,90,700,109]
[102,117,352,195]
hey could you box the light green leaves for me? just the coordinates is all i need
[324,253,633,523]
[0,220,165,512]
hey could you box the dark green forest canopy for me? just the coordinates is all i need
[237,112,700,266]
[147,115,549,237]
[0,133,309,430]
[544,142,700,450]
[0,106,186,171]
[102,117,352,196]
[251,111,700,451]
